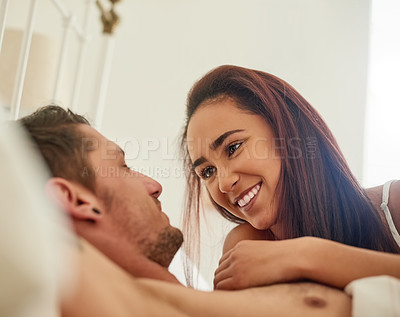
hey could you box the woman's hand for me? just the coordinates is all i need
[214,238,308,290]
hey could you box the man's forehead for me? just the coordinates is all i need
[78,124,107,141]
[78,125,123,159]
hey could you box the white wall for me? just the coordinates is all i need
[103,0,371,224]
[364,0,400,186]
[4,0,371,288]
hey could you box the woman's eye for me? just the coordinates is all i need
[201,166,216,179]
[226,142,242,157]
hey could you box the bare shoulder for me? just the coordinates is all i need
[62,240,188,317]
[389,180,400,232]
[365,184,383,212]
[223,223,272,254]
[366,180,400,233]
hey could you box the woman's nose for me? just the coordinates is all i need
[217,167,239,193]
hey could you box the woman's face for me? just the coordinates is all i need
[187,97,282,230]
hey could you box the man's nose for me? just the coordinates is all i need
[217,168,239,193]
[140,173,163,198]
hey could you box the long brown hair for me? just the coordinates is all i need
[180,65,400,285]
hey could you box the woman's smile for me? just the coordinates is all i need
[235,182,261,208]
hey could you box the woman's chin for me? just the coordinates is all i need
[249,219,272,231]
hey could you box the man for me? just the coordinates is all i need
[16,105,358,316]
[20,105,183,284]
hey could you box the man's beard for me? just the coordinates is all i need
[98,187,183,268]
[142,226,184,268]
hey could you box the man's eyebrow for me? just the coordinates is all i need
[210,129,244,151]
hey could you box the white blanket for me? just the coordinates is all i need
[345,275,400,317]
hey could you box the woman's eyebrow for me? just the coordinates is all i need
[192,129,244,169]
[192,157,206,170]
[210,129,244,150]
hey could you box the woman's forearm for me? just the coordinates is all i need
[302,237,400,288]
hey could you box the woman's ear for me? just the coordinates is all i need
[46,177,102,222]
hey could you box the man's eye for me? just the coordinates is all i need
[226,142,242,157]
[200,166,216,179]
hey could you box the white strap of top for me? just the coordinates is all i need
[380,180,400,247]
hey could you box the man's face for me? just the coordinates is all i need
[79,125,183,268]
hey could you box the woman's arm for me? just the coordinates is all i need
[303,237,400,288]
[214,180,400,291]
[214,235,400,290]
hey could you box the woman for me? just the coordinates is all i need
[180,65,400,289]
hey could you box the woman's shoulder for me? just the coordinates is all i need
[222,223,273,254]
[366,180,400,233]
[365,184,383,212]
[388,180,400,232]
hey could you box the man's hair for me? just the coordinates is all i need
[19,105,95,192]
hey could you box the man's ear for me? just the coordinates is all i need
[46,177,102,222]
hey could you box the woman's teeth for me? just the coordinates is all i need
[237,184,261,208]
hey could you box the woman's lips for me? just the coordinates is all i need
[236,183,261,208]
